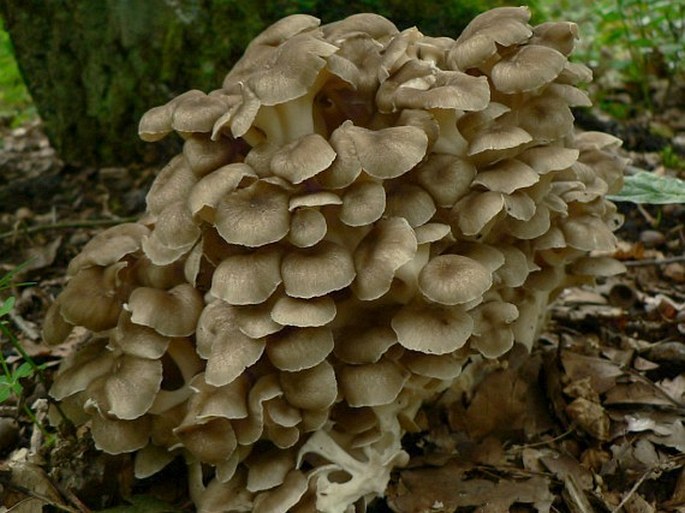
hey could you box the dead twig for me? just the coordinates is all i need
[0,217,138,241]
[610,455,685,513]
[0,478,79,513]
[7,310,40,341]
[623,255,685,267]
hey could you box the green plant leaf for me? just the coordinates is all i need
[0,375,22,402]
[95,495,183,513]
[14,361,35,379]
[0,296,15,317]
[608,171,685,204]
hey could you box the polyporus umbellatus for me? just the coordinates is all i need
[44,8,627,513]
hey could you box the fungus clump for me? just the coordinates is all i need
[44,8,626,513]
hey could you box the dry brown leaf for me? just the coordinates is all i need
[561,351,624,394]
[464,368,528,439]
[658,375,685,404]
[604,381,678,408]
[22,236,62,271]
[540,451,593,490]
[3,457,66,513]
[388,461,554,513]
[561,472,595,513]
[623,493,656,513]
[647,420,685,451]
[566,397,611,440]
[664,467,685,508]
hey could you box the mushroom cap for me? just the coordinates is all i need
[570,256,626,277]
[519,146,579,174]
[473,159,539,194]
[91,415,151,454]
[146,155,198,216]
[339,181,386,227]
[384,183,436,228]
[418,254,492,305]
[175,417,238,465]
[281,241,355,299]
[183,134,237,178]
[196,301,267,386]
[234,303,283,339]
[353,217,417,301]
[469,301,519,358]
[280,361,338,410]
[50,339,113,401]
[339,360,407,407]
[270,295,336,327]
[453,191,505,237]
[89,355,163,420]
[59,265,126,332]
[142,200,201,265]
[252,470,309,513]
[347,124,428,179]
[215,180,291,248]
[237,33,337,107]
[288,208,328,248]
[449,7,532,70]
[188,163,258,222]
[246,446,296,493]
[138,90,205,142]
[415,154,476,207]
[266,327,335,371]
[414,223,453,245]
[128,283,203,337]
[403,352,465,380]
[42,300,74,346]
[67,223,149,275]
[186,373,249,421]
[210,249,282,305]
[334,324,397,364]
[468,125,533,160]
[392,302,474,354]
[271,134,336,184]
[531,21,579,56]
[490,45,567,93]
[111,312,170,359]
[562,215,618,252]
[518,96,574,142]
[171,92,228,135]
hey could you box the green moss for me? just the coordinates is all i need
[0,17,35,127]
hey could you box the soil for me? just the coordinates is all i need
[1,99,685,512]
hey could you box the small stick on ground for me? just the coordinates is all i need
[0,217,138,241]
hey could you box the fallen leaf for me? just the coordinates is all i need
[22,236,62,272]
[561,351,624,394]
[604,381,677,408]
[389,461,554,513]
[624,493,656,513]
[464,368,528,439]
[647,420,685,451]
[566,397,611,440]
[94,495,183,513]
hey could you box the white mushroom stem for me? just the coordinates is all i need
[298,430,409,513]
[253,72,329,145]
[430,108,468,155]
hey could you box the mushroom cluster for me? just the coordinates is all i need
[44,8,626,513]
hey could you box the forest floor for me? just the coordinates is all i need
[1,98,685,513]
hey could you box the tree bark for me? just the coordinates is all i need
[0,0,265,167]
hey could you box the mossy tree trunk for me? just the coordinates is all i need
[0,0,484,168]
[0,0,265,167]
